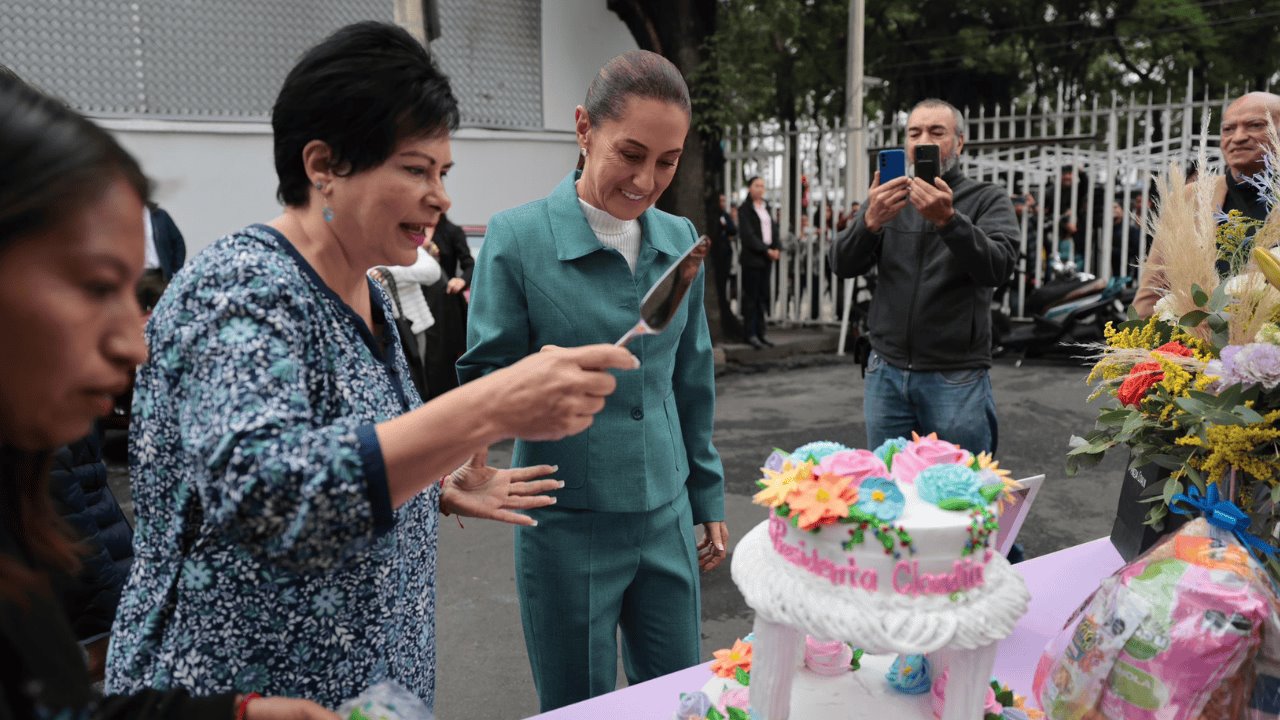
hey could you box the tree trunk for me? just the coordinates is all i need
[607,0,739,343]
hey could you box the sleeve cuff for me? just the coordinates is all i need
[355,423,395,536]
[688,483,725,525]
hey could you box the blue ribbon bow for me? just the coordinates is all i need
[1169,483,1280,560]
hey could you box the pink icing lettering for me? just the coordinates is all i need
[768,514,878,589]
[892,558,987,597]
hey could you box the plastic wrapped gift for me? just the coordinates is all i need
[337,682,432,720]
[1033,489,1280,720]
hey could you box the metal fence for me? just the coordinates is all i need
[722,76,1255,339]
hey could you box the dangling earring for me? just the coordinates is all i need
[315,181,334,223]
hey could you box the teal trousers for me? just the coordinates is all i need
[515,491,702,712]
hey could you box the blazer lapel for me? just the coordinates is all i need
[548,172,605,262]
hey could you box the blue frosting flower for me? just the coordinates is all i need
[916,463,985,507]
[856,477,905,522]
[791,440,850,463]
[886,654,931,694]
[1002,709,1031,720]
[873,437,909,467]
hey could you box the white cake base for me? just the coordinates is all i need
[700,654,932,718]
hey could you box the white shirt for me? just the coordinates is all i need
[753,202,773,246]
[381,246,442,334]
[579,198,642,273]
[143,208,161,269]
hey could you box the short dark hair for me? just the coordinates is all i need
[0,70,149,246]
[746,175,762,188]
[584,50,691,126]
[272,22,460,207]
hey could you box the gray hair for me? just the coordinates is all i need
[909,98,966,141]
[584,50,691,125]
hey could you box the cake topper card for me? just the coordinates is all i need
[996,474,1044,556]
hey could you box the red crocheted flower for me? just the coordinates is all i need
[1117,361,1163,408]
[1155,341,1194,358]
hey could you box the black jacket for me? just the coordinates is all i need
[433,216,474,288]
[49,431,133,642]
[831,166,1019,370]
[148,207,186,281]
[0,450,233,719]
[736,199,778,270]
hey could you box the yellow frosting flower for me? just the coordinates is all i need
[753,459,814,509]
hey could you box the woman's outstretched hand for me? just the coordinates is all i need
[441,448,561,526]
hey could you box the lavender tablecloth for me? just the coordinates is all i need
[529,538,1124,719]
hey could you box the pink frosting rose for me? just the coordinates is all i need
[815,449,888,484]
[930,669,1002,719]
[891,436,971,485]
[804,636,854,676]
[718,687,751,712]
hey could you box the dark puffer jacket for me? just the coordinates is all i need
[49,429,133,642]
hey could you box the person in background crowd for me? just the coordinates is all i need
[459,49,725,713]
[0,65,335,720]
[105,22,636,710]
[710,192,740,339]
[1110,198,1142,280]
[737,175,780,348]
[1134,91,1280,317]
[831,98,1018,455]
[371,236,444,401]
[421,213,473,399]
[135,202,186,313]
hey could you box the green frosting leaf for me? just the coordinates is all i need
[735,666,751,687]
[938,497,977,511]
[728,707,750,720]
[775,503,790,517]
[850,647,864,671]
[707,708,725,720]
[979,484,1004,503]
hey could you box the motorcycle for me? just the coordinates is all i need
[992,255,1133,365]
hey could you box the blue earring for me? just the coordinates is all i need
[315,181,333,222]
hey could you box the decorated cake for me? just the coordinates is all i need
[723,436,1033,720]
[676,634,1044,720]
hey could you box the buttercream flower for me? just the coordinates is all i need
[890,433,971,485]
[873,436,909,467]
[886,654,931,694]
[815,449,889,483]
[1116,360,1162,407]
[975,452,1018,513]
[791,440,849,462]
[916,463,984,507]
[710,639,753,678]
[676,691,713,719]
[804,637,854,676]
[763,449,788,472]
[855,477,905,522]
[718,687,751,712]
[788,473,857,529]
[753,459,814,509]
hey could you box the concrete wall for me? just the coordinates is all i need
[540,2,638,132]
[94,3,637,257]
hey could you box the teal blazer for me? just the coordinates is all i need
[458,172,725,523]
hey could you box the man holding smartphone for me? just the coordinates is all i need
[830,98,1018,455]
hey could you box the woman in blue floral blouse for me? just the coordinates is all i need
[104,23,636,710]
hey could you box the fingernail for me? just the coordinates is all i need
[549,497,557,504]
[551,465,559,472]
[557,481,566,489]
[632,356,641,369]
[715,544,725,552]
[530,520,539,527]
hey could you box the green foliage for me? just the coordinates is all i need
[734,666,751,686]
[697,0,1280,130]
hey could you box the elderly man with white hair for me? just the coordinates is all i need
[1134,91,1280,318]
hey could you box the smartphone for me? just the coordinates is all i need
[877,149,906,183]
[914,144,940,185]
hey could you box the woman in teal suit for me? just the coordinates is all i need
[458,50,727,711]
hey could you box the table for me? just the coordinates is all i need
[530,538,1124,719]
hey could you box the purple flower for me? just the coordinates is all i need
[1208,343,1280,391]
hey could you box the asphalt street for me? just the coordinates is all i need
[432,355,1129,719]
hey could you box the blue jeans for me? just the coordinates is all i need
[863,351,998,455]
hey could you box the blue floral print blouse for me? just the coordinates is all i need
[105,225,439,709]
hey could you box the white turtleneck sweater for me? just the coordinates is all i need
[578,198,642,273]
